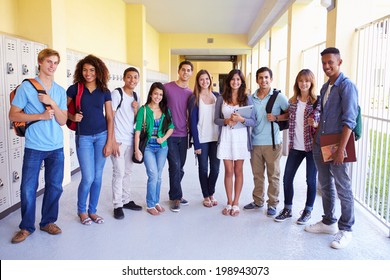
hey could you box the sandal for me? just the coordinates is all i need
[230,205,240,217]
[155,204,165,213]
[210,196,218,206]
[78,213,92,225]
[147,207,160,216]
[203,199,212,208]
[89,214,104,224]
[222,205,232,216]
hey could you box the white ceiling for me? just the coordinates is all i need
[123,0,294,56]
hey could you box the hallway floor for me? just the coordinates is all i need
[1,150,390,260]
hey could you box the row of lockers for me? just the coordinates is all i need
[0,35,47,214]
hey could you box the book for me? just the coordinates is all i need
[320,133,356,163]
[321,143,348,162]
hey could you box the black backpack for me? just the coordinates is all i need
[265,89,288,150]
[115,87,138,111]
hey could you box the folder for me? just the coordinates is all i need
[320,132,356,163]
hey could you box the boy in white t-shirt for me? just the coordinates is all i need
[111,67,142,219]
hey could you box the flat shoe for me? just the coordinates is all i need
[203,199,212,208]
[155,204,165,213]
[210,197,218,206]
[147,207,160,216]
[222,205,232,215]
[79,214,92,225]
[230,205,240,217]
[89,214,104,224]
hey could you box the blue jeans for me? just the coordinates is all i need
[283,149,317,211]
[197,141,220,198]
[143,145,168,208]
[313,145,355,231]
[167,136,188,200]
[19,148,64,233]
[76,131,107,214]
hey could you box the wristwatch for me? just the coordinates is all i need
[275,116,279,122]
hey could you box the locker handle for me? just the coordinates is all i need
[22,64,29,75]
[7,62,14,74]
[0,179,3,188]
[13,171,20,182]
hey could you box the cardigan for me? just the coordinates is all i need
[214,94,256,151]
[134,105,174,148]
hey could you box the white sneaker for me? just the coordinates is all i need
[331,230,352,249]
[304,221,338,234]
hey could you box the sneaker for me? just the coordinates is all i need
[331,230,352,249]
[40,223,62,235]
[267,206,277,216]
[11,229,30,244]
[114,207,124,219]
[180,198,189,206]
[243,201,263,210]
[123,201,142,211]
[274,208,292,222]
[170,200,181,212]
[305,221,338,234]
[297,210,311,225]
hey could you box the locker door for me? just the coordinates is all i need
[0,152,11,213]
[33,42,47,77]
[0,96,7,153]
[19,40,35,79]
[0,36,6,154]
[4,36,22,150]
[69,130,79,173]
[9,147,23,205]
[66,50,74,87]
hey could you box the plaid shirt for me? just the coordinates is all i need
[288,99,321,152]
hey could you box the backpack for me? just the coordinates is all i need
[265,89,288,150]
[354,106,362,140]
[115,87,138,111]
[9,78,51,137]
[66,82,84,131]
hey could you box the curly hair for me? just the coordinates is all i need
[73,54,109,92]
[222,69,247,106]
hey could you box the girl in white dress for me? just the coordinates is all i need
[214,69,256,216]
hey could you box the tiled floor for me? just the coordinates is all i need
[1,150,390,260]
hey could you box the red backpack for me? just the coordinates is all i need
[9,79,51,137]
[66,82,84,131]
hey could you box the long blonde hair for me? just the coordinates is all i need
[290,69,317,104]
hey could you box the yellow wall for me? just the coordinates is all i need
[65,0,127,62]
[145,23,160,71]
[126,4,144,67]
[0,0,18,35]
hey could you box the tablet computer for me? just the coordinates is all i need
[233,105,253,118]
[232,105,253,128]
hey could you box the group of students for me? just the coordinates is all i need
[9,47,359,250]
